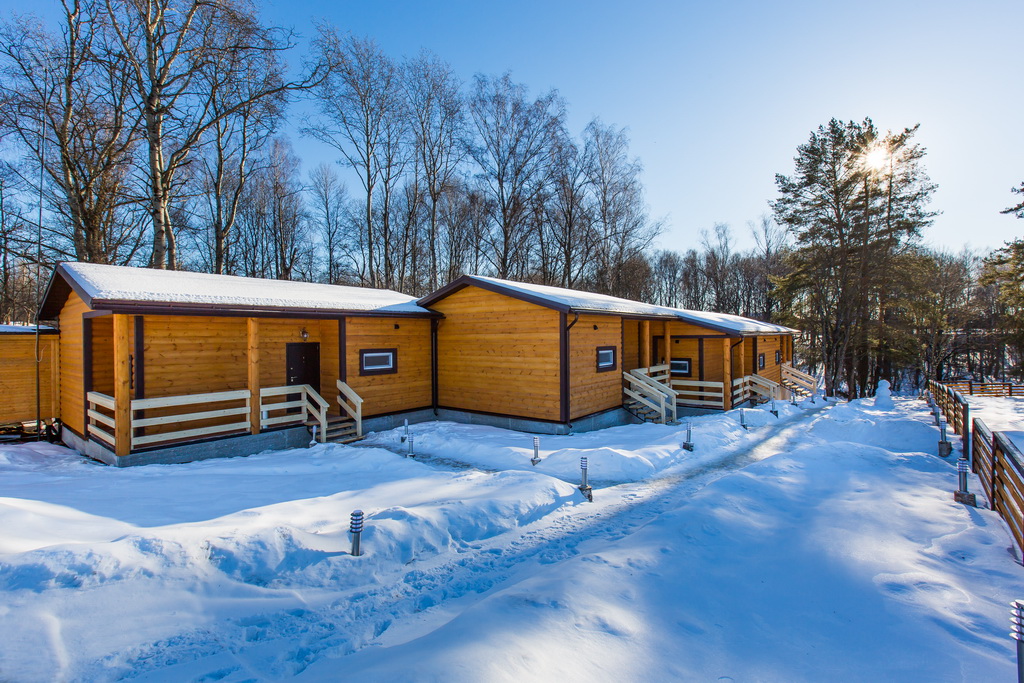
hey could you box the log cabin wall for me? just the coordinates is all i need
[0,334,59,424]
[666,337,701,379]
[89,315,115,397]
[753,334,784,383]
[621,319,640,371]
[58,292,88,435]
[432,286,561,422]
[569,314,622,420]
[344,317,432,417]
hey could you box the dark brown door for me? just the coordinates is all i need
[286,342,320,387]
[286,343,320,413]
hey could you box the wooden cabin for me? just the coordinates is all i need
[37,263,438,466]
[26,264,808,465]
[418,275,802,432]
[0,325,59,426]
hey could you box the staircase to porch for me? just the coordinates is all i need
[623,365,679,424]
[780,363,818,398]
[305,380,365,445]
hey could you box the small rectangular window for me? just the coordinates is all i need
[671,358,692,377]
[758,352,766,370]
[360,348,397,376]
[775,349,781,365]
[596,346,617,372]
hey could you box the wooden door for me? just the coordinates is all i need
[286,342,320,387]
[286,342,320,412]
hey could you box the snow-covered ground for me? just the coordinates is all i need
[964,395,1024,450]
[0,398,1018,681]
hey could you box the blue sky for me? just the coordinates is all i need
[8,0,1024,254]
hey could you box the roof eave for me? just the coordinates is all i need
[93,299,440,319]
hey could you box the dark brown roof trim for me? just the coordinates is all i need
[418,275,572,313]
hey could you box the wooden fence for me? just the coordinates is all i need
[945,381,1024,397]
[971,417,1024,554]
[927,379,970,446]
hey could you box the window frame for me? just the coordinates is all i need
[359,348,398,376]
[670,357,693,378]
[758,352,766,370]
[775,349,782,365]
[596,346,617,373]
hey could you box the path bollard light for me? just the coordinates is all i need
[770,400,778,418]
[954,457,977,506]
[740,411,748,430]
[790,393,798,406]
[531,436,541,466]
[407,434,415,458]
[938,422,953,458]
[350,510,364,557]
[1011,600,1024,683]
[682,422,694,451]
[933,406,942,426]
[401,418,409,443]
[579,456,593,502]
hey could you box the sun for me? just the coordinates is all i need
[863,145,890,172]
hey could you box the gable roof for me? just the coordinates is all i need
[39,263,436,319]
[418,274,798,336]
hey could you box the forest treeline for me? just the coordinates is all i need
[0,0,1021,396]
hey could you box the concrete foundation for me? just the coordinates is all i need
[62,425,311,467]
[431,407,638,435]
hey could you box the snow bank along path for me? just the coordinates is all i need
[0,398,1019,681]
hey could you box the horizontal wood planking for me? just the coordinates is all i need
[435,286,560,421]
[90,316,115,395]
[318,319,341,415]
[569,314,622,419]
[755,335,783,383]
[0,335,59,423]
[60,291,89,434]
[622,319,639,371]
[345,317,432,416]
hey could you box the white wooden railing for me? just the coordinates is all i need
[337,380,364,438]
[781,363,817,396]
[732,375,782,404]
[260,384,329,442]
[87,391,117,448]
[671,379,726,409]
[624,366,677,424]
[131,389,251,450]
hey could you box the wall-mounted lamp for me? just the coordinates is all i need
[300,327,309,341]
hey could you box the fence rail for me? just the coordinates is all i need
[971,417,1024,554]
[130,389,251,449]
[86,391,116,448]
[260,384,328,442]
[928,380,970,446]
[671,378,725,409]
[946,381,1024,397]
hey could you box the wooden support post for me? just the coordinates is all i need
[640,320,651,368]
[722,337,733,411]
[660,320,669,363]
[248,318,260,434]
[112,314,132,457]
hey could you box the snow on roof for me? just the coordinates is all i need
[669,308,799,335]
[59,262,431,315]
[468,275,679,317]
[456,276,797,335]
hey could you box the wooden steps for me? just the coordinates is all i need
[307,415,362,444]
[624,398,661,423]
